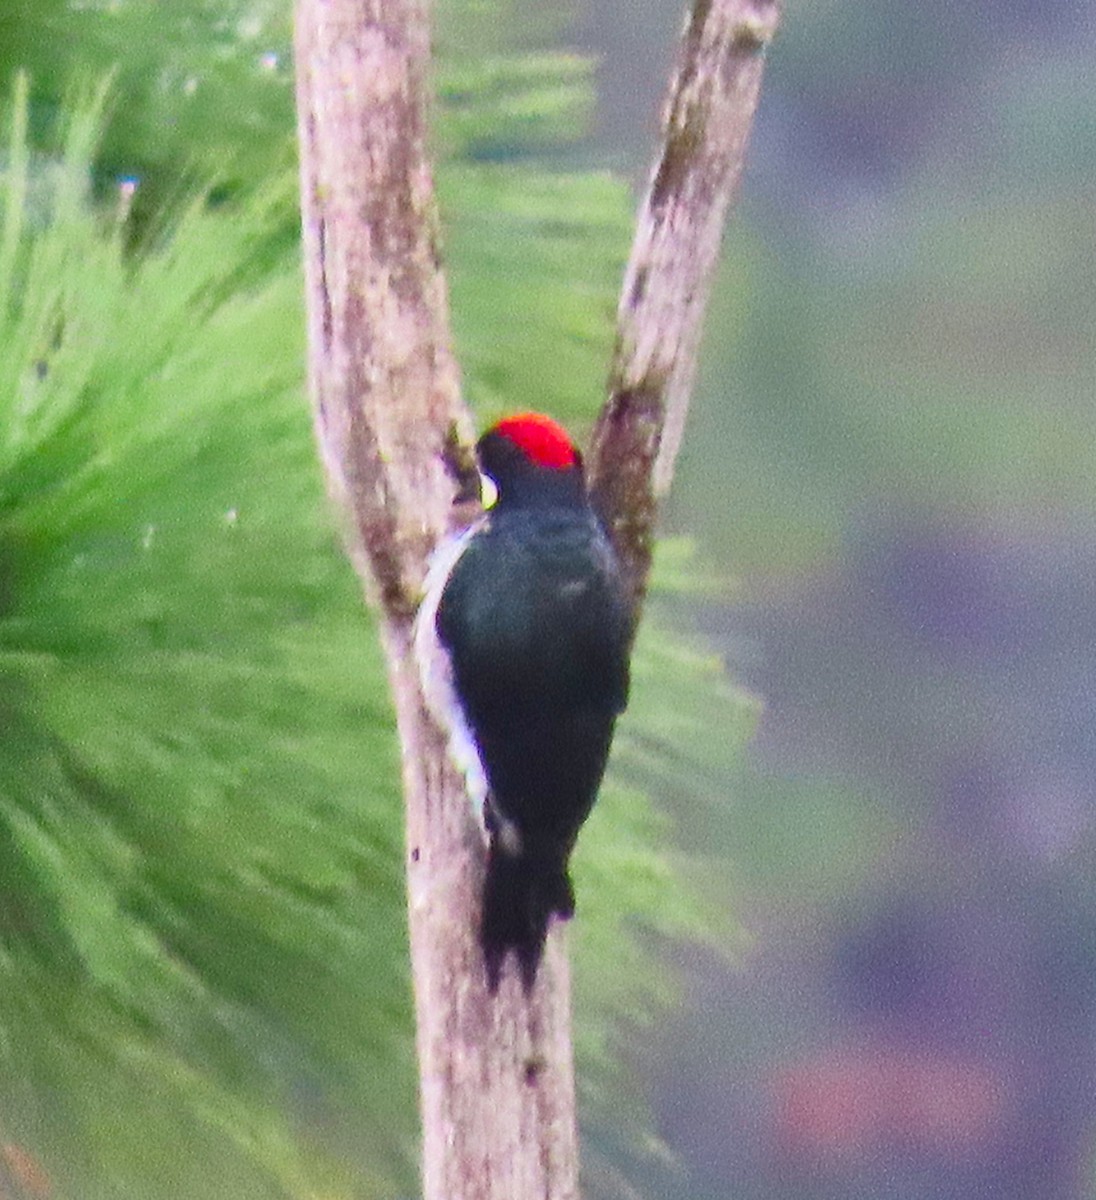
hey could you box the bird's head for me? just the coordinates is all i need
[476,412,586,509]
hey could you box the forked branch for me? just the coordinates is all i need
[293,0,777,1197]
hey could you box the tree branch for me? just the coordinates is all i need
[589,0,779,612]
[294,0,776,1195]
[294,4,577,1199]
[294,1,463,611]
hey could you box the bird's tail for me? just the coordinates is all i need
[481,841,574,992]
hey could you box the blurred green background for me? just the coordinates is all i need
[1,1,1095,1199]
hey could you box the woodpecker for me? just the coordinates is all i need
[414,412,632,991]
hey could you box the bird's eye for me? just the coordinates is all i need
[480,474,499,509]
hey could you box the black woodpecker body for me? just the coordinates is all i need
[415,413,631,990]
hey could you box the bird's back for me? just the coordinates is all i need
[438,506,630,719]
[437,505,630,846]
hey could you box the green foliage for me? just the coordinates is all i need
[439,54,596,160]
[0,85,411,1199]
[577,585,757,1055]
[0,0,591,217]
[444,164,630,425]
[0,3,753,1197]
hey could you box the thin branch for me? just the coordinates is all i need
[589,0,779,611]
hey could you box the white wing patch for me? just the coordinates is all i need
[413,519,489,825]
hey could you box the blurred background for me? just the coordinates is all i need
[1,1,1095,1198]
[601,2,1096,1198]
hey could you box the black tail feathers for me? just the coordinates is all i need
[481,843,574,992]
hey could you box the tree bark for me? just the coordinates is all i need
[293,0,777,1196]
[294,4,578,1199]
[589,0,779,613]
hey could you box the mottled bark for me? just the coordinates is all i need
[293,0,776,1196]
[294,3,577,1199]
[589,0,779,613]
